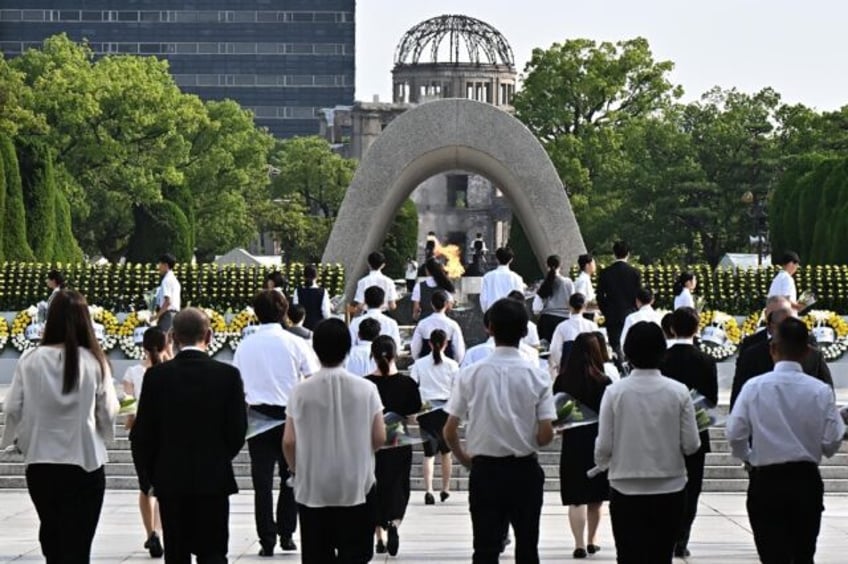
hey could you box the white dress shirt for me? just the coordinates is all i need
[156,270,181,311]
[767,270,797,303]
[405,261,418,281]
[410,353,459,401]
[348,309,402,349]
[287,366,383,508]
[445,347,556,458]
[233,323,320,406]
[524,321,541,348]
[345,343,376,377]
[620,305,665,354]
[727,361,844,466]
[410,311,466,364]
[353,270,398,309]
[292,282,332,319]
[595,368,701,494]
[479,265,525,312]
[123,364,147,397]
[410,277,454,304]
[674,288,695,310]
[1,347,119,472]
[548,316,600,373]
[574,271,595,303]
[461,338,539,368]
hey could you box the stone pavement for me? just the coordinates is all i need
[2,491,848,562]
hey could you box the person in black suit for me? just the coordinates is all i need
[659,308,718,559]
[731,306,832,410]
[596,242,641,365]
[131,308,247,564]
[736,296,789,358]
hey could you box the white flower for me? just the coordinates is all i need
[26,305,37,318]
[137,310,152,324]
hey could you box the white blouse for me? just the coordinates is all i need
[1,346,119,472]
[674,288,695,310]
[410,353,459,401]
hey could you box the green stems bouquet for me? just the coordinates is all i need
[691,390,725,432]
[553,392,599,433]
[382,412,424,449]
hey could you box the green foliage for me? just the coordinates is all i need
[125,202,192,264]
[52,189,83,262]
[382,199,419,279]
[18,142,57,260]
[506,217,543,282]
[0,136,34,261]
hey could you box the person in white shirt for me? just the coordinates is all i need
[574,254,597,307]
[410,330,459,505]
[151,253,181,331]
[122,327,171,558]
[673,271,697,311]
[45,269,65,312]
[620,288,664,355]
[444,298,556,563]
[532,255,575,343]
[346,318,380,376]
[232,290,320,556]
[727,317,844,563]
[354,251,399,311]
[595,321,701,563]
[479,247,525,313]
[767,251,802,310]
[404,257,419,293]
[410,290,466,364]
[507,290,541,349]
[1,290,119,563]
[549,293,599,376]
[462,310,540,368]
[349,286,402,350]
[283,319,386,563]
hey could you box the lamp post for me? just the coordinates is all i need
[741,191,768,266]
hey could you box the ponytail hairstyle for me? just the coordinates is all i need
[370,335,397,377]
[673,271,696,297]
[425,258,455,293]
[537,255,561,300]
[142,327,168,366]
[429,329,447,365]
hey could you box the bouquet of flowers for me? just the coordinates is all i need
[118,395,138,416]
[382,412,423,449]
[798,289,817,314]
[691,390,725,432]
[552,392,598,433]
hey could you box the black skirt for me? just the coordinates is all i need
[374,445,412,526]
[559,423,609,506]
[538,313,567,343]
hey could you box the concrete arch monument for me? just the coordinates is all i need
[323,98,586,300]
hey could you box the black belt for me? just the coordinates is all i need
[749,461,818,476]
[472,454,538,464]
[249,404,287,419]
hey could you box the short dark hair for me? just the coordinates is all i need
[772,317,810,360]
[569,292,586,311]
[495,247,514,265]
[780,251,801,266]
[158,253,176,269]
[624,321,667,369]
[612,241,630,259]
[487,298,528,346]
[661,313,675,339]
[367,252,386,270]
[287,304,306,325]
[172,308,210,348]
[671,307,700,338]
[431,289,449,311]
[364,285,385,309]
[304,264,318,282]
[253,289,288,324]
[313,319,351,367]
[47,269,65,287]
[636,287,654,306]
[358,318,381,342]
[507,290,525,302]
[265,271,285,289]
[578,254,594,271]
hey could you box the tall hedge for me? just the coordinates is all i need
[382,199,419,279]
[125,201,193,264]
[18,142,57,261]
[163,183,196,253]
[0,150,5,262]
[0,136,34,261]
[506,215,543,281]
[53,189,84,262]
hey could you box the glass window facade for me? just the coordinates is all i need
[0,1,355,138]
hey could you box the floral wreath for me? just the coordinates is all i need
[227,307,258,351]
[199,307,229,357]
[11,309,36,353]
[698,310,742,361]
[89,306,120,352]
[803,310,848,362]
[740,310,767,341]
[119,309,229,359]
[11,305,119,353]
[0,316,8,353]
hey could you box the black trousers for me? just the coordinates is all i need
[537,314,567,344]
[26,464,105,564]
[247,406,297,549]
[605,317,625,371]
[298,488,377,564]
[609,487,686,564]
[678,450,706,548]
[156,310,176,332]
[469,455,544,564]
[158,494,229,563]
[747,462,823,564]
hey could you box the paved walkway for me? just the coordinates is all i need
[2,491,848,562]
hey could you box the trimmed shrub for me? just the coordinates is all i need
[0,136,34,261]
[125,201,193,264]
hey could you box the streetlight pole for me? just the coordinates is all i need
[741,191,768,266]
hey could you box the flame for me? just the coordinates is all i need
[435,244,466,279]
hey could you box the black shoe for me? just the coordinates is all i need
[376,539,387,554]
[146,532,163,558]
[440,491,450,502]
[280,536,297,551]
[587,544,600,554]
[424,492,435,505]
[258,546,274,557]
[674,545,691,558]
[386,524,399,556]
[573,548,588,559]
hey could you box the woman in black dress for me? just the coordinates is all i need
[366,336,422,557]
[412,258,455,321]
[553,332,613,559]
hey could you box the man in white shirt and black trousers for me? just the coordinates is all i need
[479,247,526,313]
[727,317,844,563]
[151,253,181,332]
[444,298,556,563]
[233,290,320,557]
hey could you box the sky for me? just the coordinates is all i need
[356,0,848,111]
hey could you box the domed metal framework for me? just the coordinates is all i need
[394,15,515,67]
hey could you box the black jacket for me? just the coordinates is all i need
[659,343,718,454]
[597,260,641,326]
[130,350,247,497]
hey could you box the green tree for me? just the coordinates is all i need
[382,199,419,279]
[53,188,84,262]
[0,57,44,137]
[125,202,192,264]
[0,135,34,261]
[18,141,58,260]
